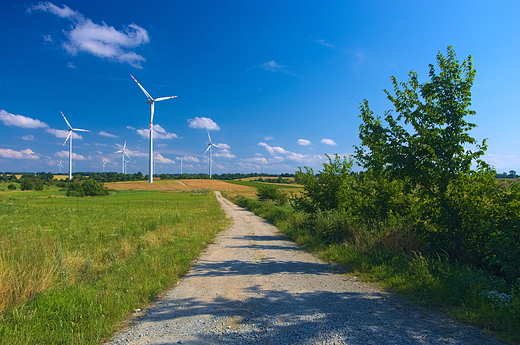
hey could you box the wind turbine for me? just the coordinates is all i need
[58,160,63,174]
[102,160,107,173]
[61,111,90,180]
[130,75,177,183]
[180,157,183,175]
[203,130,220,178]
[115,141,130,174]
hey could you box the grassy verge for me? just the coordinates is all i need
[0,189,227,344]
[228,194,520,344]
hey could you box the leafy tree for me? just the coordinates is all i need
[7,184,16,190]
[354,46,488,259]
[256,185,287,205]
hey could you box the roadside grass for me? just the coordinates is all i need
[0,188,228,344]
[229,194,520,344]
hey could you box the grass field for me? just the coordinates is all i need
[0,187,228,344]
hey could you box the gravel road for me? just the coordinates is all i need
[104,192,505,345]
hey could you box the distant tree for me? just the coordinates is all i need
[509,170,517,178]
[7,184,16,190]
[66,178,109,197]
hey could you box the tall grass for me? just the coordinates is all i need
[0,189,227,344]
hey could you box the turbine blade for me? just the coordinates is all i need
[203,144,211,154]
[212,143,220,148]
[125,152,131,159]
[72,128,90,132]
[130,74,153,100]
[61,111,72,130]
[123,141,127,150]
[155,96,178,102]
[62,131,72,146]
[207,130,212,144]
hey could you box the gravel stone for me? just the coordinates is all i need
[104,192,505,345]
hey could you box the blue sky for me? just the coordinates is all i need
[1,1,519,175]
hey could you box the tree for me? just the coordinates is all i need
[355,46,488,259]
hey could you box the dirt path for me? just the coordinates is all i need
[104,192,504,345]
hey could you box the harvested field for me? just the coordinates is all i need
[104,179,256,194]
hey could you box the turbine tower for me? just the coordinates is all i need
[115,141,130,174]
[203,130,220,178]
[102,160,107,173]
[58,160,63,174]
[130,75,177,183]
[61,111,89,180]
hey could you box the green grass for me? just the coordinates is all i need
[0,188,228,344]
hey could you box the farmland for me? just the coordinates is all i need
[0,186,228,344]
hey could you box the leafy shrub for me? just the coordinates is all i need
[7,184,16,190]
[256,185,287,205]
[66,179,109,197]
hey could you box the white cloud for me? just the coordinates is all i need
[29,2,149,68]
[0,110,49,128]
[217,143,231,150]
[0,148,39,160]
[154,154,175,164]
[243,157,268,164]
[22,135,36,141]
[136,124,178,139]
[99,131,118,138]
[321,138,337,146]
[258,142,289,155]
[67,62,77,69]
[45,128,83,139]
[264,135,274,141]
[182,155,200,163]
[214,152,236,159]
[258,142,324,164]
[298,139,312,146]
[55,151,87,160]
[43,34,53,43]
[187,117,220,130]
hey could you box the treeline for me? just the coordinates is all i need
[158,172,295,180]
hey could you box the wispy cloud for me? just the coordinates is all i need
[297,139,312,146]
[321,138,337,146]
[258,142,289,155]
[181,155,200,163]
[45,128,83,139]
[99,131,118,138]
[258,142,323,164]
[154,154,175,164]
[22,134,36,141]
[0,110,48,128]
[243,157,268,164]
[187,117,220,130]
[264,135,274,141]
[28,2,149,68]
[55,151,87,160]
[0,148,39,160]
[136,124,178,139]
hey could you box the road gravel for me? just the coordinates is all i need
[104,191,505,345]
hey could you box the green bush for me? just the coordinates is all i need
[7,184,16,190]
[66,179,109,197]
[256,185,287,205]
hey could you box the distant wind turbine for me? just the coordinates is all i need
[115,141,130,174]
[58,160,63,174]
[203,130,220,178]
[130,75,177,183]
[180,157,183,175]
[102,159,107,173]
[61,111,90,180]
